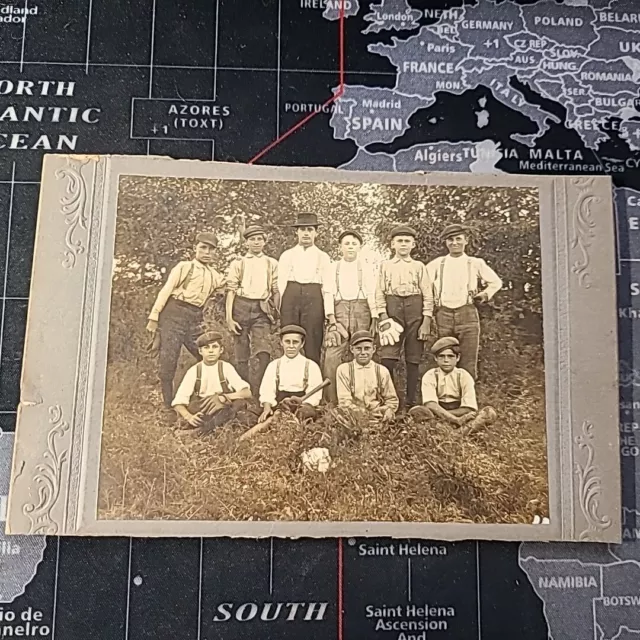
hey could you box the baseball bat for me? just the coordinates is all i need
[238,378,331,442]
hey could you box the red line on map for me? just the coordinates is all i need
[247,0,346,164]
[338,537,344,640]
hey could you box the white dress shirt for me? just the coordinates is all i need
[277,245,331,296]
[172,360,249,407]
[149,260,225,321]
[426,254,502,309]
[259,354,323,407]
[421,367,478,411]
[323,259,379,317]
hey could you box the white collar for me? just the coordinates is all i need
[281,353,304,363]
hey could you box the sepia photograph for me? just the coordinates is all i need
[6,155,621,541]
[97,171,550,525]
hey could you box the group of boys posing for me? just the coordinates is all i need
[146,213,502,433]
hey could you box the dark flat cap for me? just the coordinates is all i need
[280,324,307,338]
[390,225,417,239]
[196,331,223,348]
[350,329,374,346]
[338,229,363,244]
[196,231,217,247]
[440,223,471,241]
[431,336,460,355]
[292,212,320,227]
[243,225,267,240]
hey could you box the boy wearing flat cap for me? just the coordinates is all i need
[336,330,399,422]
[409,337,497,431]
[375,225,434,408]
[225,225,279,393]
[147,232,225,414]
[172,331,252,431]
[323,229,379,403]
[258,324,324,423]
[278,213,331,366]
[426,223,502,380]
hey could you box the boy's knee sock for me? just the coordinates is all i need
[381,359,397,377]
[406,363,419,406]
[256,352,270,385]
[160,379,174,408]
[236,360,250,385]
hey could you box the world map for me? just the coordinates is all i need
[324,1,640,639]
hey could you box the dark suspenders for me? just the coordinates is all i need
[335,260,364,301]
[436,256,476,306]
[275,358,309,393]
[192,360,232,398]
[237,256,273,299]
[348,361,384,401]
[434,368,462,402]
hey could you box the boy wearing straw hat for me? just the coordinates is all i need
[426,223,502,380]
[225,224,279,393]
[277,213,331,366]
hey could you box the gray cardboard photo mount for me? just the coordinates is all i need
[6,155,621,541]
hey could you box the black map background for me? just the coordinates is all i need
[0,0,632,637]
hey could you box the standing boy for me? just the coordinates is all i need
[323,229,378,403]
[336,330,399,422]
[375,225,433,408]
[426,223,502,380]
[172,331,252,432]
[278,213,331,366]
[409,337,497,432]
[146,232,225,414]
[225,224,279,393]
[258,325,324,423]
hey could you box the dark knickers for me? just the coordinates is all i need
[378,294,424,365]
[232,296,272,359]
[435,304,480,380]
[187,396,247,428]
[158,298,203,406]
[280,282,324,365]
[275,389,318,421]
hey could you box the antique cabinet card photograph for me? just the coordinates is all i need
[6,155,620,541]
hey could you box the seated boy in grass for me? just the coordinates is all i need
[336,329,399,423]
[258,324,324,423]
[409,337,496,432]
[172,331,252,432]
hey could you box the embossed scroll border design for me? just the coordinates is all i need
[19,156,102,534]
[65,157,105,531]
[569,176,599,289]
[55,157,92,269]
[22,405,70,535]
[555,175,574,538]
[574,421,612,540]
